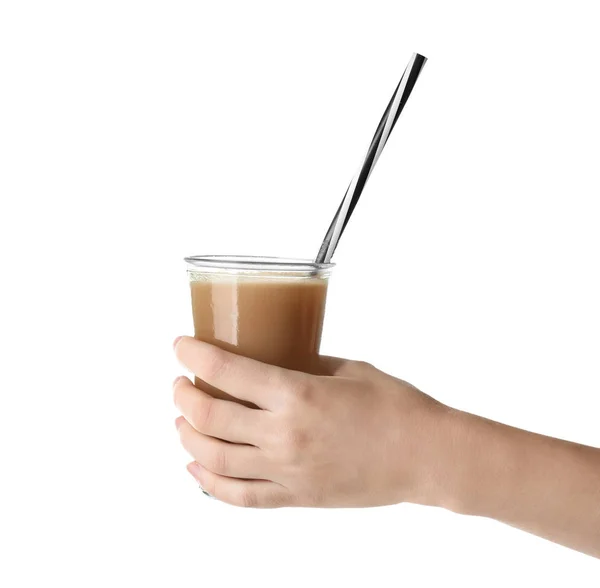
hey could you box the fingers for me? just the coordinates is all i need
[174,336,300,409]
[173,376,270,446]
[177,418,270,480]
[186,462,293,508]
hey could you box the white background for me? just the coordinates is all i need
[1,0,599,585]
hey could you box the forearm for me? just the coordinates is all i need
[429,410,600,557]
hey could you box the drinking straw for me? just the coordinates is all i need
[316,53,427,264]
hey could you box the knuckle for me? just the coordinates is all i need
[193,397,216,433]
[286,426,310,450]
[342,359,378,380]
[348,360,376,376]
[279,424,310,462]
[263,369,292,401]
[236,489,258,508]
[283,374,314,406]
[354,360,374,371]
[206,446,228,475]
[269,492,291,509]
[203,347,229,381]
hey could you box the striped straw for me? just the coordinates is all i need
[316,52,427,264]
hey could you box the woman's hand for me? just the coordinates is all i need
[173,336,600,557]
[173,336,451,509]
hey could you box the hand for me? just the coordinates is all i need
[172,337,600,557]
[173,336,451,508]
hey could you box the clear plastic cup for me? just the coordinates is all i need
[184,255,335,401]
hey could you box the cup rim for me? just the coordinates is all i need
[184,255,335,272]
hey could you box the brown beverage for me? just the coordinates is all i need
[186,256,334,402]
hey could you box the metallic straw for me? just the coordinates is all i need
[316,53,427,264]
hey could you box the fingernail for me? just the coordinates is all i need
[187,461,202,483]
[173,375,184,387]
[173,336,183,349]
[175,416,186,430]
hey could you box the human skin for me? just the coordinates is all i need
[173,336,600,558]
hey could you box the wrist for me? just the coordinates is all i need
[426,409,524,518]
[412,407,516,516]
[401,404,467,509]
